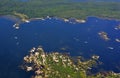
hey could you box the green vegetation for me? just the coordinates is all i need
[1,0,120,77]
[0,0,120,19]
[22,47,120,78]
[13,11,29,21]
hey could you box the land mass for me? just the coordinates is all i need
[0,0,120,20]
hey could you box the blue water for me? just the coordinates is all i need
[0,17,120,78]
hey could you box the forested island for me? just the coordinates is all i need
[0,0,120,20]
[22,47,120,78]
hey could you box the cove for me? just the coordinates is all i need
[0,16,120,78]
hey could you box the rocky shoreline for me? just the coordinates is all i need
[22,47,120,78]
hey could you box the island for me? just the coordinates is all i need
[22,47,120,78]
[98,31,110,41]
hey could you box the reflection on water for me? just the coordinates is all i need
[0,17,120,78]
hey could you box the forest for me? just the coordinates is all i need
[0,0,120,19]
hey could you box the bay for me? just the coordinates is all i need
[0,16,120,78]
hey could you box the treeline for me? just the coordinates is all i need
[0,0,120,19]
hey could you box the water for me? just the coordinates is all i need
[0,17,120,78]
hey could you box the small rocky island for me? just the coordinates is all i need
[22,47,120,78]
[98,31,110,41]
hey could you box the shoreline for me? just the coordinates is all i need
[87,15,120,22]
[1,14,120,25]
[2,14,120,30]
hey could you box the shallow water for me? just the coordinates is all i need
[0,17,120,78]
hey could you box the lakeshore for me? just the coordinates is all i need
[3,14,120,30]
[0,0,120,19]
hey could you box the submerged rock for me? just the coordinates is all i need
[115,38,120,42]
[13,23,20,29]
[114,25,120,30]
[108,47,114,50]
